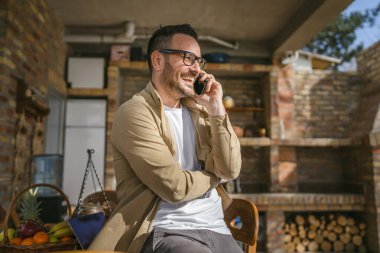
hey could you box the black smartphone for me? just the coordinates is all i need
[194,76,208,95]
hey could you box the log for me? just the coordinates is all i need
[334,225,344,234]
[315,234,324,244]
[299,229,306,239]
[333,240,344,252]
[296,243,305,253]
[321,240,332,252]
[295,215,305,225]
[347,217,355,226]
[345,243,356,252]
[308,214,317,224]
[340,233,351,244]
[308,241,319,251]
[349,226,359,235]
[284,234,292,242]
[359,222,366,230]
[290,227,298,237]
[337,215,347,226]
[293,237,301,244]
[319,220,324,229]
[322,230,329,237]
[327,231,337,242]
[353,235,363,246]
[285,242,295,253]
[327,223,334,231]
[308,230,316,240]
[302,238,309,246]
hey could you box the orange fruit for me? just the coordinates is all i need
[60,236,72,242]
[33,231,49,244]
[21,237,34,246]
[10,237,22,245]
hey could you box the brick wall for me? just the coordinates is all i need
[293,70,361,138]
[240,147,270,193]
[0,0,66,203]
[353,41,380,137]
[297,147,344,192]
[271,64,362,139]
[354,41,380,253]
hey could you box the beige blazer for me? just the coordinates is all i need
[89,81,241,252]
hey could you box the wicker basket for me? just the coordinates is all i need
[0,183,79,253]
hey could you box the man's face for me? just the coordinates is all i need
[161,34,202,98]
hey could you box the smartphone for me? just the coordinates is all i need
[194,76,208,95]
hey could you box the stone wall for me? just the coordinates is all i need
[0,0,66,203]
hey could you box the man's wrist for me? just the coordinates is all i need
[207,101,226,116]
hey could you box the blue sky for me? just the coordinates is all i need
[337,0,380,70]
[343,0,380,49]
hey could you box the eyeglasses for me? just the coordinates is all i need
[158,49,206,69]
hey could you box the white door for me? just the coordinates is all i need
[63,99,106,204]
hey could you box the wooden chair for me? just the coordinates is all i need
[224,198,259,253]
[0,204,5,229]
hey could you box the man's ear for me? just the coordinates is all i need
[151,51,163,71]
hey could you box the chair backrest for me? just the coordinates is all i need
[83,190,119,217]
[224,198,259,253]
[0,204,5,229]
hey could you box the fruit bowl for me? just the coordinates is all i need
[0,183,79,253]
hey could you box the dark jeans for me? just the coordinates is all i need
[140,227,244,253]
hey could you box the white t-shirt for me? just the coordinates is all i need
[151,105,230,234]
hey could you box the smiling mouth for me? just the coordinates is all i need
[182,76,195,84]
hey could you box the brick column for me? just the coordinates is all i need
[266,211,285,253]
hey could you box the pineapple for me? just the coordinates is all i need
[19,188,43,238]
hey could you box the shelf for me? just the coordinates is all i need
[272,138,351,147]
[231,193,365,212]
[237,138,353,147]
[239,137,271,147]
[67,88,109,97]
[226,107,263,112]
[109,61,149,70]
[109,61,273,74]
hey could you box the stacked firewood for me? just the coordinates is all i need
[284,213,367,252]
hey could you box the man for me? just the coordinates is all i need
[89,24,242,253]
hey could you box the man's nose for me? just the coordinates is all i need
[190,60,201,74]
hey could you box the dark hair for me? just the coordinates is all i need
[147,24,198,72]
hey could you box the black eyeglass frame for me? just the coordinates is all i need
[158,49,206,69]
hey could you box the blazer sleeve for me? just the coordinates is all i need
[204,114,242,180]
[111,101,219,203]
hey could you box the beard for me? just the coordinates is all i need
[162,61,197,98]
